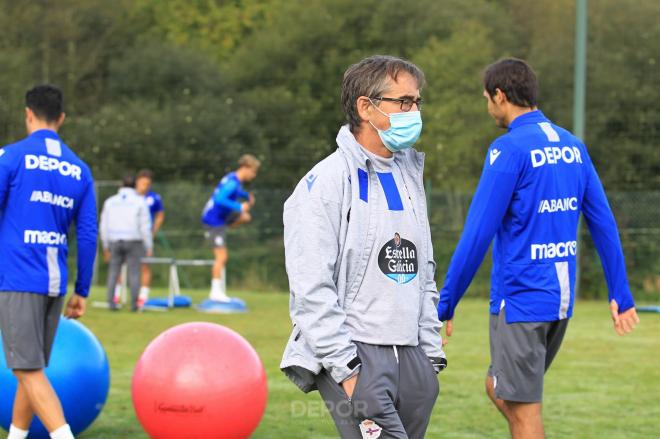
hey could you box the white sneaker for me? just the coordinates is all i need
[209,290,232,303]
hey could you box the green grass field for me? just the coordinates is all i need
[60,287,660,438]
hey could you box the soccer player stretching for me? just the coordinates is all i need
[201,154,259,301]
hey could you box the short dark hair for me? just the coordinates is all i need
[342,55,425,131]
[25,85,64,123]
[483,58,538,108]
[122,173,136,188]
[136,169,153,180]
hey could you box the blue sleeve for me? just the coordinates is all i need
[236,187,250,200]
[0,148,15,211]
[152,194,164,213]
[437,145,519,322]
[212,180,243,212]
[581,162,635,313]
[74,174,98,297]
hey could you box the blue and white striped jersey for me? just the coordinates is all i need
[0,129,97,297]
[437,111,634,323]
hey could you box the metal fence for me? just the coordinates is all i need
[84,182,660,301]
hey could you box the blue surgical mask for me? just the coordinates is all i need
[369,101,423,152]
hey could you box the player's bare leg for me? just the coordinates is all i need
[503,401,544,439]
[210,247,229,301]
[138,264,151,307]
[11,381,33,430]
[12,370,66,433]
[485,375,511,420]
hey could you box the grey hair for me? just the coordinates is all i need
[341,55,425,132]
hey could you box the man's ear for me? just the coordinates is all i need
[494,88,508,105]
[356,96,373,123]
[56,112,66,129]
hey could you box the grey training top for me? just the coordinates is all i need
[346,147,423,346]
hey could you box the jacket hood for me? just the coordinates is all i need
[335,124,425,174]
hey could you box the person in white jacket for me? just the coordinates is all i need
[281,55,446,439]
[100,174,152,311]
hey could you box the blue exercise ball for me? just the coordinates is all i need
[0,317,110,439]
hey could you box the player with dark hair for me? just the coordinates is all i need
[438,58,639,438]
[0,85,97,439]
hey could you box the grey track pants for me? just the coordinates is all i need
[315,341,439,439]
[106,240,145,310]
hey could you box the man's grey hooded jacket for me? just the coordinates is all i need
[281,125,445,393]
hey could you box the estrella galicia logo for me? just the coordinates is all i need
[378,233,418,284]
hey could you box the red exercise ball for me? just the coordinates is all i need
[132,322,268,439]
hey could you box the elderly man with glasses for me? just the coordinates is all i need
[281,55,446,439]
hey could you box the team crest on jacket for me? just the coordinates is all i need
[378,233,418,284]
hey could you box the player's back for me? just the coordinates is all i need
[0,129,94,295]
[489,111,593,321]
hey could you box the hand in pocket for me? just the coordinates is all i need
[342,373,359,399]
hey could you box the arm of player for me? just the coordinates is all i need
[151,195,165,235]
[0,148,16,212]
[73,177,98,299]
[236,187,250,201]
[213,180,243,212]
[581,161,639,334]
[284,190,358,385]
[153,211,165,235]
[437,167,518,325]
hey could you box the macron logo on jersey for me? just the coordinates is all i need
[30,191,74,209]
[530,146,582,168]
[538,197,578,214]
[489,149,502,165]
[25,155,82,180]
[531,240,577,260]
[24,230,67,245]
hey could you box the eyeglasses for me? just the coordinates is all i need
[369,96,423,112]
